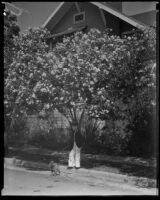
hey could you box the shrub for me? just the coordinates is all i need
[101,119,132,155]
[82,118,102,153]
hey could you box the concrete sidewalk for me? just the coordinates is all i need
[4,157,157,189]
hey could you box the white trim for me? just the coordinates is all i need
[75,2,81,13]
[99,8,106,28]
[122,29,139,35]
[42,2,64,28]
[121,29,142,38]
[90,2,147,29]
[73,12,85,24]
[48,26,86,39]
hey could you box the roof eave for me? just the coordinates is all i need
[42,2,65,28]
[47,26,87,39]
[90,2,147,29]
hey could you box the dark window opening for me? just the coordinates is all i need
[73,12,85,24]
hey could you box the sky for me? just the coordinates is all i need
[5,2,157,32]
[5,2,60,32]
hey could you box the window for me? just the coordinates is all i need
[73,12,85,24]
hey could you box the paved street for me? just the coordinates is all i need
[2,167,157,196]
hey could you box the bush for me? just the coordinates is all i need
[99,119,131,155]
[27,128,70,150]
[25,114,70,150]
[127,108,156,157]
[6,115,28,146]
[82,118,102,153]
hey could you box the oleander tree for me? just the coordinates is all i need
[4,9,20,79]
[51,27,156,152]
[5,28,114,134]
[4,9,20,152]
[4,27,51,134]
[5,26,156,153]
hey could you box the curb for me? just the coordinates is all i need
[4,158,157,189]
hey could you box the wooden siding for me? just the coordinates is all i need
[78,2,105,31]
[51,4,78,35]
[120,21,135,35]
[103,10,120,35]
[50,2,141,40]
[51,2,105,35]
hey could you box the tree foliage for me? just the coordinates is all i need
[4,27,51,132]
[4,26,156,155]
[4,9,20,78]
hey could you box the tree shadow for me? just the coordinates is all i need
[81,159,156,179]
[5,146,156,179]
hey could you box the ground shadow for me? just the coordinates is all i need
[5,146,156,179]
[81,159,156,179]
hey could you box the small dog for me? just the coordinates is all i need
[49,161,60,176]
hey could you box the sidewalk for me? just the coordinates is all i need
[4,145,157,189]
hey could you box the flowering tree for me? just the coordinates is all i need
[4,9,20,152]
[5,28,113,134]
[5,26,156,152]
[4,27,51,134]
[4,9,20,79]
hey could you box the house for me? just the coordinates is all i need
[4,2,157,32]
[42,2,156,49]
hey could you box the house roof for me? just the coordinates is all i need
[42,2,147,31]
[42,2,64,29]
[42,2,73,31]
[91,2,147,28]
[130,10,157,27]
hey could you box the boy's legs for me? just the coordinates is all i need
[75,144,81,168]
[68,143,76,167]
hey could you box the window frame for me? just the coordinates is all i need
[73,12,85,24]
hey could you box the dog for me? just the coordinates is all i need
[49,161,60,176]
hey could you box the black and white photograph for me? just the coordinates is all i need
[2,1,158,196]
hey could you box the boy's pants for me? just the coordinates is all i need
[68,142,81,168]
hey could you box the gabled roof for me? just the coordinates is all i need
[42,2,74,31]
[42,2,64,29]
[91,2,147,28]
[42,2,147,31]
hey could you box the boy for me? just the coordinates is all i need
[68,122,83,169]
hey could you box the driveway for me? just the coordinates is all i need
[2,167,158,196]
